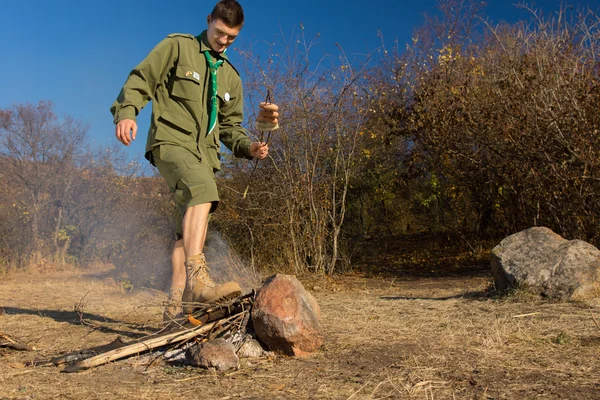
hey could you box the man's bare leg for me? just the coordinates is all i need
[171,240,186,290]
[181,202,241,312]
[182,203,212,257]
[163,198,210,323]
[163,240,186,323]
[181,202,211,313]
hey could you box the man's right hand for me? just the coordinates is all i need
[116,119,137,146]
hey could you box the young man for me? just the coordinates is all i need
[110,0,279,323]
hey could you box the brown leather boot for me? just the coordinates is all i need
[162,287,184,327]
[182,253,242,314]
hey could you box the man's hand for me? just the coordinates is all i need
[115,119,138,146]
[256,102,279,131]
[249,142,269,159]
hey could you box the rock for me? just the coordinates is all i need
[491,226,600,300]
[185,339,238,370]
[252,274,324,356]
[237,338,265,358]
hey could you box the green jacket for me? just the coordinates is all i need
[110,31,251,170]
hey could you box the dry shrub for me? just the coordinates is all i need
[214,26,374,275]
[365,1,600,245]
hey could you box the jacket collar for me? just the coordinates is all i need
[197,30,229,61]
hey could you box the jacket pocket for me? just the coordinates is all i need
[205,143,222,172]
[171,65,201,101]
[155,110,197,142]
[217,87,236,108]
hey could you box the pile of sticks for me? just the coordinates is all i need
[48,292,254,373]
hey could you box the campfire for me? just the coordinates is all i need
[2,274,323,372]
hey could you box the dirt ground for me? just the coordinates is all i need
[1,262,600,399]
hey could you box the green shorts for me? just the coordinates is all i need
[152,145,219,236]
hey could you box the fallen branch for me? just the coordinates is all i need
[49,337,127,366]
[0,332,33,351]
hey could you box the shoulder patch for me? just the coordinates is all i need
[167,33,195,39]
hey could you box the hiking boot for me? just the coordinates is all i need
[162,288,185,327]
[182,253,242,314]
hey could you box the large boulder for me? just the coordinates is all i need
[251,274,323,356]
[491,227,600,300]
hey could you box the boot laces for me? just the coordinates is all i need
[187,261,216,288]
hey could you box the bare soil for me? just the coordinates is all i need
[1,254,600,399]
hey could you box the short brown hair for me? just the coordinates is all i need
[211,0,244,27]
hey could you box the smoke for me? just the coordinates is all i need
[204,230,262,293]
[86,208,172,291]
[89,213,261,294]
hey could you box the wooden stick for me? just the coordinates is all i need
[512,312,541,318]
[590,308,600,332]
[63,321,218,373]
[0,332,33,351]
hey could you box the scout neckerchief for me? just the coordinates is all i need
[202,50,224,135]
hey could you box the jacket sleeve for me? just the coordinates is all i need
[218,79,252,159]
[110,37,178,123]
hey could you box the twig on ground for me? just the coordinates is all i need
[74,292,105,332]
[208,313,245,341]
[385,376,404,396]
[590,308,600,332]
[512,312,541,318]
[369,380,386,397]
[7,370,36,378]
[174,374,211,383]
[74,292,89,315]
[347,379,372,400]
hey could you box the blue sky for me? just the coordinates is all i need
[1,0,599,161]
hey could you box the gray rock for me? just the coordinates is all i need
[185,339,239,370]
[251,274,324,356]
[237,338,265,358]
[491,227,600,300]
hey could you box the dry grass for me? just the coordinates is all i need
[1,266,600,399]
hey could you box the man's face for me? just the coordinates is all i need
[206,16,241,53]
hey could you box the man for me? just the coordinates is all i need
[110,0,279,323]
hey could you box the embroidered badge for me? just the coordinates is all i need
[185,71,192,77]
[224,92,230,102]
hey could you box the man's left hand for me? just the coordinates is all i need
[250,142,269,159]
[256,102,279,131]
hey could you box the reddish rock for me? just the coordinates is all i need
[251,274,323,356]
[185,339,238,370]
